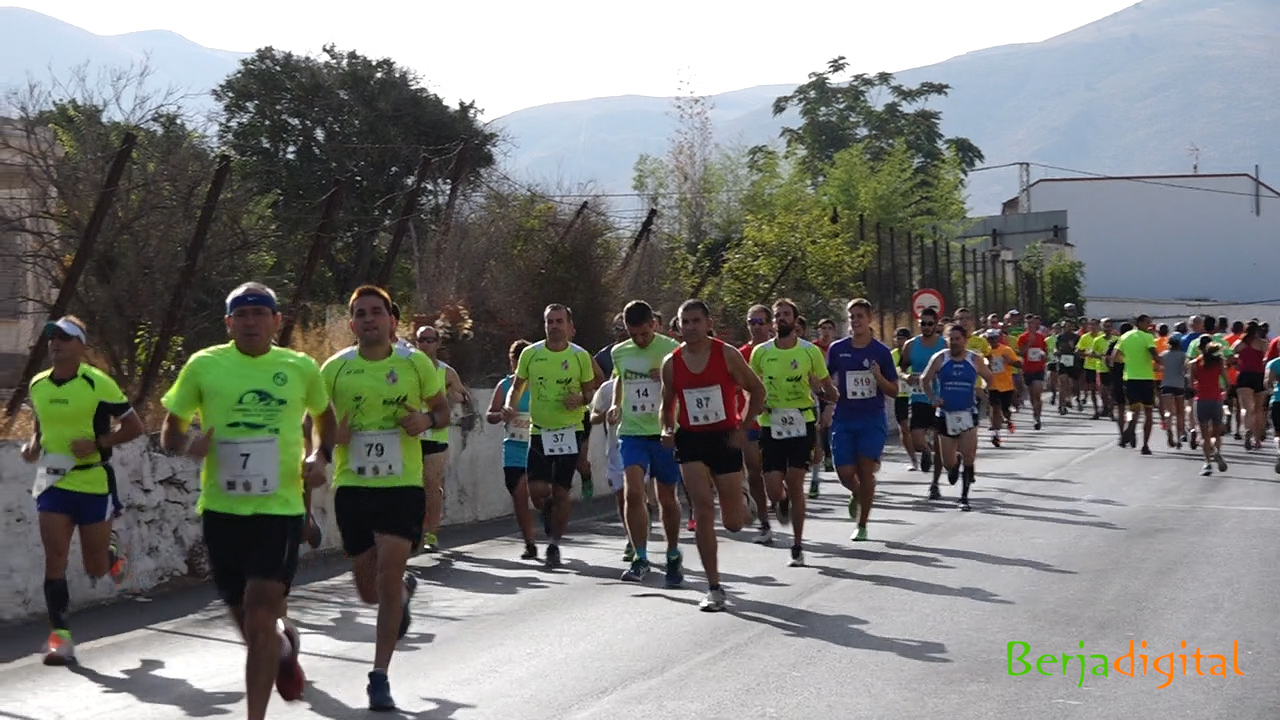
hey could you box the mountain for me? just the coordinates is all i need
[493,0,1280,214]
[0,7,247,115]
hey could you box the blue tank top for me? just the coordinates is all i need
[497,375,531,468]
[937,352,979,412]
[908,335,947,402]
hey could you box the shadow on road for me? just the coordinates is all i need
[303,680,477,719]
[812,563,1014,605]
[641,593,951,664]
[409,556,562,596]
[67,658,243,717]
[880,541,1076,575]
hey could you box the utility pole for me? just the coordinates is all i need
[1018,162,1031,213]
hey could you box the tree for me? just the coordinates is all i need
[1019,242,1086,321]
[0,64,275,395]
[212,45,498,297]
[769,57,984,181]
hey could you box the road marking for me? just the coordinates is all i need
[1140,504,1280,512]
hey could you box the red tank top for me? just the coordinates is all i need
[737,341,760,430]
[1193,361,1224,401]
[674,338,741,433]
[1237,341,1265,374]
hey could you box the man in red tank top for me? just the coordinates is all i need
[661,299,766,612]
[738,304,775,545]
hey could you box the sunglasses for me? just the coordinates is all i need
[748,318,768,326]
[920,321,936,327]
[46,330,75,342]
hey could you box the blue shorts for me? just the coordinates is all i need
[619,435,681,485]
[36,485,121,526]
[829,418,888,467]
[746,428,761,443]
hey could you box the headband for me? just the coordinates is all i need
[226,292,278,315]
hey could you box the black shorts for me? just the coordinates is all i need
[760,422,817,473]
[1024,371,1046,384]
[1124,379,1156,407]
[909,401,936,430]
[990,390,1015,414]
[1237,371,1265,393]
[1059,362,1081,380]
[421,440,449,456]
[674,428,744,476]
[1098,371,1111,389]
[1270,402,1280,431]
[1160,385,1190,397]
[894,396,910,423]
[1110,370,1127,402]
[202,511,303,606]
[333,485,426,557]
[1047,362,1060,373]
[503,466,527,493]
[527,430,586,489]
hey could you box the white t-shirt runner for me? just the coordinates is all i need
[591,379,624,492]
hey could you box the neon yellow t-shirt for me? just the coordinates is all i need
[423,360,451,444]
[162,343,330,516]
[1117,329,1157,381]
[749,339,829,426]
[515,341,595,434]
[891,348,910,398]
[1092,334,1112,372]
[966,335,992,388]
[321,345,444,489]
[29,364,134,495]
[1077,332,1101,371]
[611,334,680,437]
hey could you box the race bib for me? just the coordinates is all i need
[216,437,281,496]
[769,408,806,439]
[683,386,727,426]
[350,430,403,479]
[990,357,1005,373]
[844,370,876,400]
[1059,355,1075,368]
[32,453,76,496]
[506,413,531,443]
[897,376,911,395]
[1028,348,1046,362]
[626,379,660,416]
[943,410,975,435]
[541,427,579,456]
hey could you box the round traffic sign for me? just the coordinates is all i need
[911,288,944,320]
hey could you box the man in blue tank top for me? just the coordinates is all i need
[921,323,994,511]
[825,298,898,543]
[898,308,947,491]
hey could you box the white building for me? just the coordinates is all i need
[1003,172,1280,304]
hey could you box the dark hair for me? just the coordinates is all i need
[1157,323,1169,336]
[1120,322,1134,333]
[846,298,873,315]
[1217,316,1228,331]
[347,285,393,316]
[920,307,938,320]
[678,299,711,319]
[670,317,681,333]
[623,300,654,328]
[544,303,573,322]
[946,323,968,337]
[1232,320,1245,334]
[391,302,402,322]
[1175,321,1188,333]
[895,326,911,338]
[772,298,800,319]
[818,317,836,328]
[509,338,532,361]
[1245,320,1261,341]
[796,315,808,331]
[1200,336,1223,366]
[1134,314,1150,325]
[747,304,772,322]
[1204,316,1217,333]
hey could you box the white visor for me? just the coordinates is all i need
[44,318,86,343]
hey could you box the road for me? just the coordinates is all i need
[1,409,1277,719]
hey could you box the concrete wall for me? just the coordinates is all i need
[1085,297,1280,330]
[1024,175,1280,302]
[0,388,609,623]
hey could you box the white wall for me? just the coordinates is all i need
[1085,297,1280,331]
[1028,175,1280,302]
[0,388,610,623]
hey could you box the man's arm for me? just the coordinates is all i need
[726,345,767,425]
[659,357,678,436]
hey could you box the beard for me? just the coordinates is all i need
[776,321,794,337]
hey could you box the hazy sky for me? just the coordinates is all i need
[11,0,1139,118]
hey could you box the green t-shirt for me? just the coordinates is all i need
[611,334,679,437]
[1187,334,1233,360]
[321,344,445,489]
[749,339,829,426]
[1092,334,1112,371]
[162,343,330,516]
[29,363,134,495]
[1116,329,1157,381]
[515,341,595,434]
[423,360,451,444]
[1076,332,1101,371]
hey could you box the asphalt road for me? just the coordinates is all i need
[1,406,1277,719]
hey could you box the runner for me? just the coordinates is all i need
[487,339,539,559]
[502,304,597,568]
[1189,336,1230,476]
[825,298,898,542]
[1015,313,1049,429]
[160,282,336,720]
[1055,320,1082,415]
[1005,310,1027,410]
[22,316,142,665]
[1265,349,1280,471]
[660,299,764,611]
[594,312,627,380]
[985,330,1021,447]
[610,300,684,585]
[889,327,915,469]
[749,298,838,567]
[1077,319,1105,418]
[320,285,449,710]
[1159,332,1189,448]
[414,324,477,553]
[899,308,947,494]
[1116,315,1159,453]
[390,303,416,354]
[739,304,774,544]
[921,323,995,510]
[590,370,629,558]
[1231,321,1268,449]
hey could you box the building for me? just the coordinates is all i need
[1000,172,1280,304]
[0,120,58,387]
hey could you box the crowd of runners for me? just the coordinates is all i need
[18,281,1279,716]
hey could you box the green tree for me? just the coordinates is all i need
[769,57,984,180]
[212,45,497,295]
[1020,242,1086,321]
